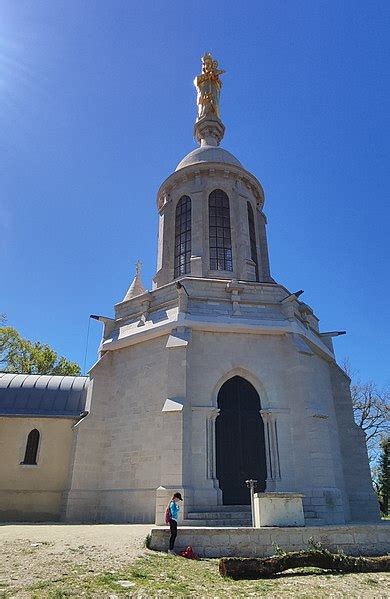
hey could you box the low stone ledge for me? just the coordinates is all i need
[150,524,390,558]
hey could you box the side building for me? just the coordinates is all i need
[0,373,89,521]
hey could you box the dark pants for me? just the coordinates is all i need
[169,518,177,550]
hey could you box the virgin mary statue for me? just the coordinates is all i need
[194,53,225,120]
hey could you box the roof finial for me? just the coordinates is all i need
[122,260,146,302]
[193,53,226,147]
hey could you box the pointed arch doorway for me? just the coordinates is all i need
[216,376,267,504]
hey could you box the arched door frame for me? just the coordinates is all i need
[214,375,266,504]
[207,368,282,491]
[211,367,270,410]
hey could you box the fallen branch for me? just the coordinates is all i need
[219,551,390,579]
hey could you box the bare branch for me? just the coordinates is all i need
[351,378,390,455]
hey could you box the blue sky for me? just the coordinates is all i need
[1,1,389,385]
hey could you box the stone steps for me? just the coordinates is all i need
[182,519,251,527]
[191,505,251,514]
[188,511,251,520]
[183,505,252,527]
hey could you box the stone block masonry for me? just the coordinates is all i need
[150,523,390,558]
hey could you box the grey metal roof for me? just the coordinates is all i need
[0,373,90,418]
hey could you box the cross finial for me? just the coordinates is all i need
[122,260,146,302]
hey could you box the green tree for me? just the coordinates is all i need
[0,326,81,376]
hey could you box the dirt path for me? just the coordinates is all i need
[0,523,151,595]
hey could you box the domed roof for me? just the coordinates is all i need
[175,145,242,171]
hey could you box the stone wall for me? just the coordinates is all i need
[65,336,169,523]
[150,523,390,557]
[66,312,379,525]
[329,364,380,521]
[185,329,354,523]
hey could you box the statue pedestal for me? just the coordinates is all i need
[194,116,225,146]
[253,493,305,527]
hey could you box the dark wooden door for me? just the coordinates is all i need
[216,376,267,505]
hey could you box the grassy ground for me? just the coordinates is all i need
[1,551,389,598]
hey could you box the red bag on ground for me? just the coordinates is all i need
[179,545,200,560]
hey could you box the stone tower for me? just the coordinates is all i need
[65,56,380,525]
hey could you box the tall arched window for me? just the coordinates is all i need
[174,195,192,278]
[209,189,233,271]
[22,429,40,465]
[247,202,259,281]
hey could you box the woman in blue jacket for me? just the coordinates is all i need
[167,492,182,554]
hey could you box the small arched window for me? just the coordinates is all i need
[174,195,192,278]
[247,202,259,281]
[22,429,40,465]
[209,189,233,271]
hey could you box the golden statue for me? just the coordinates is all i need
[194,53,225,120]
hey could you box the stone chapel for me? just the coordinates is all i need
[0,55,380,525]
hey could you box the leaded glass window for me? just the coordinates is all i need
[247,202,259,281]
[22,429,39,465]
[174,195,191,278]
[209,189,233,271]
